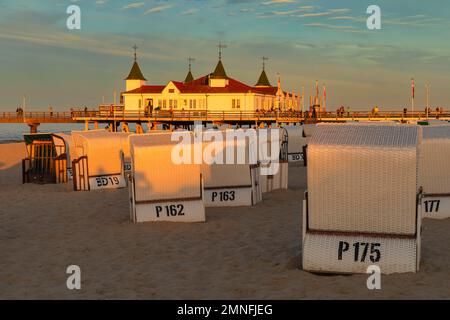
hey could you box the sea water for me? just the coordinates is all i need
[0,123,89,143]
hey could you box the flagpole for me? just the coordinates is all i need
[426,83,430,119]
[301,86,304,114]
[411,78,415,118]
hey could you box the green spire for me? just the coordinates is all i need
[184,57,195,83]
[184,70,194,83]
[255,69,271,87]
[126,61,146,80]
[255,56,271,87]
[125,45,146,80]
[211,43,228,79]
[211,59,228,79]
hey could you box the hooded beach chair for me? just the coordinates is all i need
[302,124,421,274]
[128,132,205,223]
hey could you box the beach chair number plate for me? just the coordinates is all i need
[302,233,418,274]
[288,153,304,162]
[422,196,450,219]
[204,188,253,207]
[338,241,381,263]
[211,191,235,202]
[134,200,205,222]
[89,175,126,190]
[156,204,185,218]
[124,162,132,172]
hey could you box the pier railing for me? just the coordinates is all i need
[70,109,450,122]
[0,111,75,123]
[1,109,450,124]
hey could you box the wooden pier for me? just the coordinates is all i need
[2,109,450,133]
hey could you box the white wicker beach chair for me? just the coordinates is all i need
[71,130,130,191]
[201,129,262,206]
[303,123,421,274]
[129,132,205,223]
[419,125,450,219]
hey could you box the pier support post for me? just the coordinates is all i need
[28,123,39,134]
[122,122,130,133]
[94,121,99,129]
[136,123,144,134]
[85,120,89,131]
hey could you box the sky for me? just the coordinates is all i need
[0,0,449,111]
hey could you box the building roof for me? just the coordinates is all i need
[184,70,194,83]
[253,86,278,95]
[124,85,165,94]
[123,75,279,95]
[125,61,147,81]
[210,60,228,79]
[254,70,271,87]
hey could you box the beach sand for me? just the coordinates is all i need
[1,141,449,299]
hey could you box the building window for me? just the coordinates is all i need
[169,99,173,109]
[189,99,196,109]
[174,100,178,109]
[158,100,162,108]
[169,89,175,93]
[232,99,241,109]
[163,100,167,109]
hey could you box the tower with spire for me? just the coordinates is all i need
[184,57,195,83]
[125,45,147,91]
[209,42,229,87]
[254,56,271,87]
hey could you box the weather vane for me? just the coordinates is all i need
[188,57,195,72]
[133,44,138,61]
[261,56,269,70]
[217,42,227,60]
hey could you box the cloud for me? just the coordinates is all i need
[262,0,296,5]
[298,9,350,18]
[240,8,255,12]
[0,26,176,61]
[260,7,350,19]
[304,23,355,30]
[144,3,174,14]
[181,8,199,15]
[95,0,108,5]
[271,9,307,15]
[383,16,446,27]
[303,23,368,34]
[122,2,145,10]
[299,6,316,10]
[329,16,364,22]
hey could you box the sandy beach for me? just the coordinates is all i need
[1,141,449,299]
